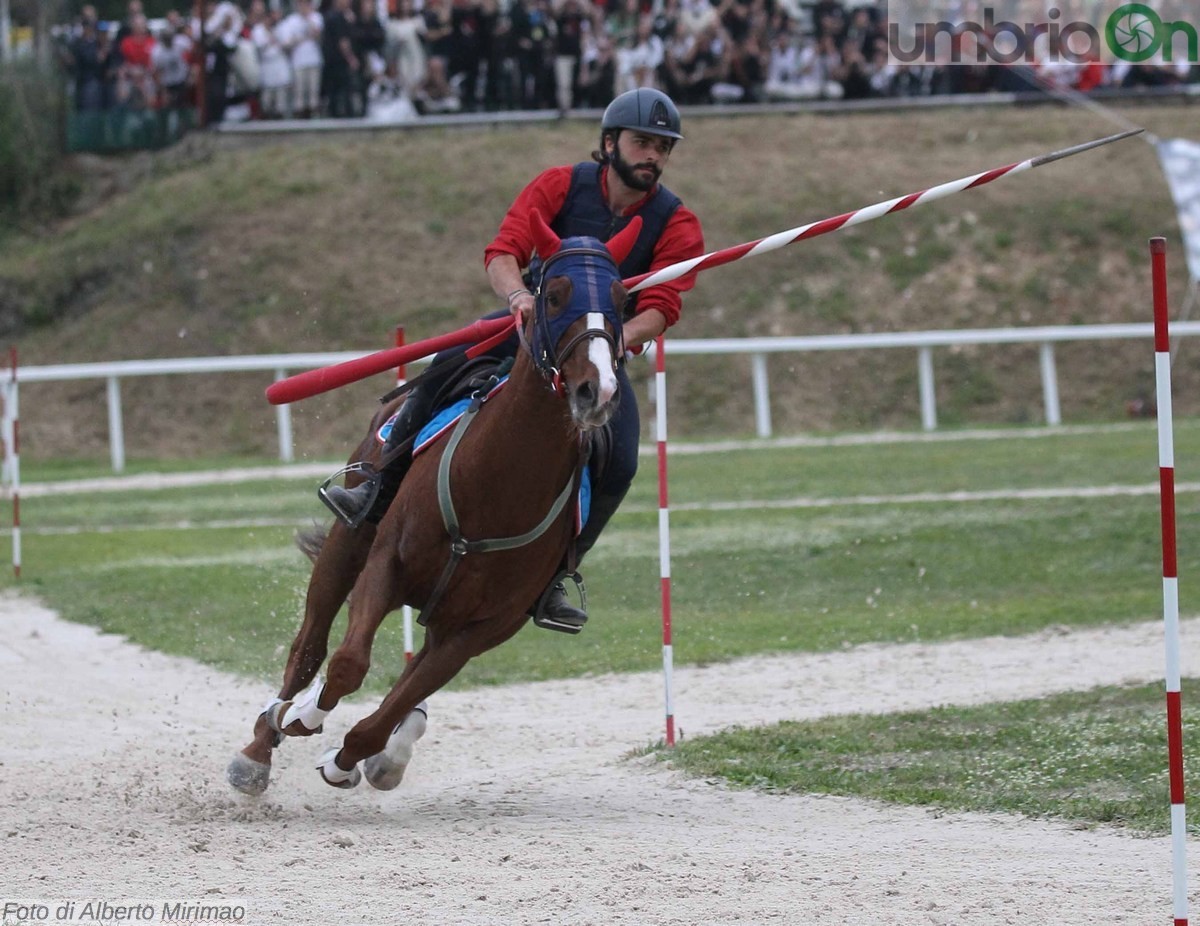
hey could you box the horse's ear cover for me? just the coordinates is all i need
[530,210,562,262]
[605,216,643,266]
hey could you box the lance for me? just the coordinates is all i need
[267,129,1141,405]
[623,128,1143,293]
[266,315,514,405]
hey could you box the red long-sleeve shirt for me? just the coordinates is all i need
[484,164,705,327]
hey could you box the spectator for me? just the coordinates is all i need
[280,0,323,118]
[420,0,460,111]
[153,22,193,109]
[385,0,428,100]
[66,12,112,111]
[115,12,157,109]
[577,28,616,106]
[253,3,293,117]
[617,13,664,93]
[323,0,359,118]
[448,0,483,111]
[553,0,588,112]
[352,0,388,112]
[202,0,245,122]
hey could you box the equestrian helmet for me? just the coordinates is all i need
[601,88,683,140]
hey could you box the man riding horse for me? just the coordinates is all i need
[323,87,705,632]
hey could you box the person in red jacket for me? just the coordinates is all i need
[324,88,705,632]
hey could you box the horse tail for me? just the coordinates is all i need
[294,521,329,564]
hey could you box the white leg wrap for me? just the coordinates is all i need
[388,701,429,756]
[282,678,330,732]
[316,746,361,789]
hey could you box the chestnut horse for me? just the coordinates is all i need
[227,213,642,794]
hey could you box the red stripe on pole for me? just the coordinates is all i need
[966,164,1020,188]
[888,191,926,212]
[1168,690,1186,804]
[1162,467,1178,578]
[796,212,855,240]
[1152,237,1170,352]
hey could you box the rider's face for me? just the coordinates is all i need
[608,131,673,192]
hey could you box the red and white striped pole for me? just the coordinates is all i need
[396,325,414,663]
[9,346,19,580]
[654,335,675,746]
[1152,236,1188,926]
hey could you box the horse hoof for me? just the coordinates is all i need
[316,747,361,790]
[364,707,427,791]
[226,753,271,796]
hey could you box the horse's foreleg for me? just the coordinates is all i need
[317,630,474,789]
[321,616,529,790]
[227,521,376,795]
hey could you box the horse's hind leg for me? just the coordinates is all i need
[226,519,376,795]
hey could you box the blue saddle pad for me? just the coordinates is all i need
[385,374,589,534]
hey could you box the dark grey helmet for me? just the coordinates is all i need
[601,88,683,140]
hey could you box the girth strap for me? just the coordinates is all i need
[418,380,579,628]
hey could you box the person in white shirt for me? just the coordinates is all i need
[253,2,293,117]
[280,0,324,117]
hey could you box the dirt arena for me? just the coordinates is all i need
[2,591,1196,925]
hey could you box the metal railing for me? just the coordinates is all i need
[7,322,1198,473]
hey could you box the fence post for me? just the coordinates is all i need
[1039,342,1061,426]
[751,353,772,438]
[274,369,294,463]
[106,375,126,473]
[917,346,937,431]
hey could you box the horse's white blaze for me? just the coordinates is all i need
[587,312,617,405]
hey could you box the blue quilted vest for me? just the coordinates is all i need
[527,162,682,316]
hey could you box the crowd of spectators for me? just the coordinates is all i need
[56,0,1200,125]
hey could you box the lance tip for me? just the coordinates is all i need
[1030,128,1144,168]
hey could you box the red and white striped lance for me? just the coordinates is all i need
[624,129,1142,295]
[1151,236,1189,926]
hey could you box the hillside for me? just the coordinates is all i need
[2,102,1194,462]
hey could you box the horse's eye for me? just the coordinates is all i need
[544,277,572,318]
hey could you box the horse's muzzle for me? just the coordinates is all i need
[569,381,617,431]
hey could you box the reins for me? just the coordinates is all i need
[416,371,584,629]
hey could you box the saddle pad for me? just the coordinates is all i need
[403,375,509,456]
[387,374,590,534]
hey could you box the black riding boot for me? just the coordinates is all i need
[321,389,431,528]
[532,489,627,633]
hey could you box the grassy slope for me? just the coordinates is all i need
[2,102,1193,461]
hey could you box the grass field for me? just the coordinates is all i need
[9,420,1196,832]
[8,419,1198,688]
[656,681,1198,835]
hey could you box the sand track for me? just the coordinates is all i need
[2,591,1194,925]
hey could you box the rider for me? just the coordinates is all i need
[323,87,705,631]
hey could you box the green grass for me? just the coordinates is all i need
[6,421,1195,693]
[656,682,1197,835]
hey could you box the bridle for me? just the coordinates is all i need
[519,245,625,393]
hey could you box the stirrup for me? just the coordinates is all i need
[532,571,587,635]
[318,462,381,529]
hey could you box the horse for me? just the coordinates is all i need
[227,211,643,794]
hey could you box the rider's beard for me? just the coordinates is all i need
[610,145,661,193]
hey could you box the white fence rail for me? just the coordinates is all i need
[7,322,1199,473]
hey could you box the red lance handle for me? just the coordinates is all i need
[266,316,514,405]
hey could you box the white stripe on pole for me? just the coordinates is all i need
[655,336,675,746]
[396,326,415,663]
